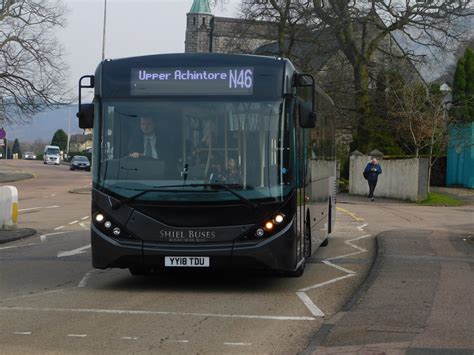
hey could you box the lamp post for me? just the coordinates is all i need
[102,0,107,60]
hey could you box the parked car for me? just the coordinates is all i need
[23,152,37,160]
[70,155,91,171]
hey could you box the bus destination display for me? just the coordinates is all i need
[130,67,253,96]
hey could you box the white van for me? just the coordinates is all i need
[43,145,61,165]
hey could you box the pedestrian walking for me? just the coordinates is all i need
[363,158,382,201]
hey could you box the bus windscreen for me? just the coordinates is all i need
[130,67,253,96]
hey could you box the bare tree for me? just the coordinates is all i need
[0,0,67,124]
[29,137,47,155]
[389,82,448,190]
[239,0,474,150]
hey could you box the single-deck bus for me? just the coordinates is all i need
[77,53,336,277]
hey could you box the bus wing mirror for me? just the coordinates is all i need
[299,101,317,128]
[77,75,95,129]
[77,103,94,129]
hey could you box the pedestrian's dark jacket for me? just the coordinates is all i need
[364,163,382,182]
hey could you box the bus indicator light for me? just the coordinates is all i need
[264,221,274,231]
[104,221,112,229]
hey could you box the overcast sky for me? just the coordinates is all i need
[59,0,239,96]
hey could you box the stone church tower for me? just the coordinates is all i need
[185,0,277,54]
[185,0,214,53]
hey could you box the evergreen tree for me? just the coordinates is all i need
[51,129,68,151]
[12,138,22,159]
[451,48,474,122]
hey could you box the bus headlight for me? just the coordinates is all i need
[95,213,104,223]
[104,221,112,229]
[274,214,284,224]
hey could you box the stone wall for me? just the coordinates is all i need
[349,155,429,201]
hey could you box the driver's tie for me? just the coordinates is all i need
[145,137,152,158]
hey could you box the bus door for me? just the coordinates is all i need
[295,104,308,264]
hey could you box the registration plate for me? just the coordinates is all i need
[165,256,209,267]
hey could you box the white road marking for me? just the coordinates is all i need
[0,289,66,302]
[57,244,91,258]
[0,243,37,250]
[297,210,371,317]
[50,194,57,197]
[14,332,32,335]
[80,216,89,220]
[78,269,96,288]
[224,342,252,346]
[39,231,69,242]
[326,251,364,261]
[121,337,139,340]
[322,260,356,274]
[79,222,89,230]
[167,340,189,343]
[296,292,325,317]
[299,274,356,293]
[19,205,59,212]
[0,306,316,321]
[69,220,79,225]
[67,334,87,338]
[54,226,65,231]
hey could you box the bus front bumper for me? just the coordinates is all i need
[91,223,297,272]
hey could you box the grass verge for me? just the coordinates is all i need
[417,192,464,206]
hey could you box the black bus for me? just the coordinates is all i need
[77,53,336,277]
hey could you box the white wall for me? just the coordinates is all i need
[349,155,429,201]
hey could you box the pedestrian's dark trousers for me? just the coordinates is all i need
[368,180,377,198]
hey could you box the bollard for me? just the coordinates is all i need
[0,186,18,230]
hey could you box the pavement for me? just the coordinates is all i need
[0,228,36,244]
[305,224,474,353]
[0,162,34,183]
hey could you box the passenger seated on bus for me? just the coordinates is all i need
[129,116,160,159]
[221,158,242,185]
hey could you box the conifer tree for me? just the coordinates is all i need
[451,48,474,122]
[51,129,68,151]
[12,138,22,158]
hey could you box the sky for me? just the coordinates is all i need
[4,0,471,142]
[60,0,239,96]
[4,0,240,142]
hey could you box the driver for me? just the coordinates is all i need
[129,116,159,159]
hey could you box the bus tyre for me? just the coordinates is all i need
[129,265,150,276]
[285,261,305,277]
[304,222,311,258]
[321,237,329,247]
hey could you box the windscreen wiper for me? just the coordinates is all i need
[111,184,192,210]
[111,183,261,211]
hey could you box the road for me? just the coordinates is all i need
[2,160,473,353]
[0,160,375,354]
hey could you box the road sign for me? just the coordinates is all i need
[0,128,5,139]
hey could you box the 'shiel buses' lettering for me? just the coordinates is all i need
[130,67,253,96]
